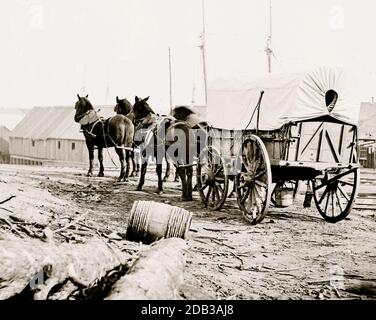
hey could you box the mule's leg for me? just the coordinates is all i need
[156,163,163,194]
[124,150,131,181]
[163,159,171,182]
[177,167,188,200]
[135,152,140,177]
[174,170,180,182]
[86,142,94,177]
[136,162,140,176]
[98,147,104,177]
[186,166,193,201]
[129,151,136,177]
[115,148,126,182]
[137,160,148,191]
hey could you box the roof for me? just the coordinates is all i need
[358,102,376,139]
[10,106,116,140]
[207,66,360,130]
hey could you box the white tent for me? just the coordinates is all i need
[207,66,360,131]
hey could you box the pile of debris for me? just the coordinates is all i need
[0,196,201,300]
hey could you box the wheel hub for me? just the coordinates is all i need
[242,171,256,186]
[202,170,215,185]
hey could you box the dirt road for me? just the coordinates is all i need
[0,164,375,300]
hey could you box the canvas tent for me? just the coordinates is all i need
[207,66,359,131]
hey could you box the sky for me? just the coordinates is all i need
[1,0,376,114]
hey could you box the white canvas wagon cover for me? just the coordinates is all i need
[207,66,359,131]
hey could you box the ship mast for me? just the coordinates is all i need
[265,0,273,73]
[200,0,208,105]
[168,47,173,113]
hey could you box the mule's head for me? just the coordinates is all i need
[133,96,155,122]
[114,96,133,115]
[74,94,93,122]
[172,106,195,122]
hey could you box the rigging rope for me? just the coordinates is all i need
[244,90,265,131]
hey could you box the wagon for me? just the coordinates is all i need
[196,67,360,225]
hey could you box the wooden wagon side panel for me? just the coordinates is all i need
[262,131,286,161]
[287,122,357,165]
[209,128,243,158]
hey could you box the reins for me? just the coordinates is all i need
[100,119,119,168]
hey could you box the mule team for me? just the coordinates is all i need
[74,94,208,201]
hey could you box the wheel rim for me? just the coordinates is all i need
[197,146,229,210]
[312,167,359,223]
[235,135,272,224]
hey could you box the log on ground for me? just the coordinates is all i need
[0,234,130,300]
[106,238,188,300]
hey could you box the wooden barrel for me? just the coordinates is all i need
[126,201,193,244]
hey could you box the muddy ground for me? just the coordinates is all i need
[0,164,375,300]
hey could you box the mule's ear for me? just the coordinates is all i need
[144,96,150,102]
[116,96,119,103]
[135,96,139,103]
[85,94,89,98]
[77,94,80,100]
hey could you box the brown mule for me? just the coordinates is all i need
[74,94,134,182]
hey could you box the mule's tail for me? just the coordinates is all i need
[165,122,195,166]
[123,117,135,148]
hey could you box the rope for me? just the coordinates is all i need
[100,120,119,168]
[244,90,265,131]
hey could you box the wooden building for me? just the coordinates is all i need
[9,106,118,167]
[358,102,376,169]
[0,108,27,163]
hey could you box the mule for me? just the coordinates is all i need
[74,94,134,182]
[131,97,205,200]
[170,106,208,200]
[114,96,140,177]
[114,96,176,184]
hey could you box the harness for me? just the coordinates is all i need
[135,114,174,150]
[79,110,137,167]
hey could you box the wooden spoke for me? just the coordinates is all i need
[338,179,354,187]
[205,185,212,204]
[334,189,344,213]
[211,184,217,205]
[255,180,267,189]
[241,187,251,205]
[337,185,350,202]
[324,191,330,214]
[318,186,330,205]
[216,183,224,196]
[201,183,209,192]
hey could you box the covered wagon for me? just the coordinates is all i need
[196,66,360,224]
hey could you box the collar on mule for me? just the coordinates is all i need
[79,110,100,125]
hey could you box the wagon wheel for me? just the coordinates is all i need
[196,146,229,210]
[312,167,359,223]
[235,135,272,225]
[271,180,300,207]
